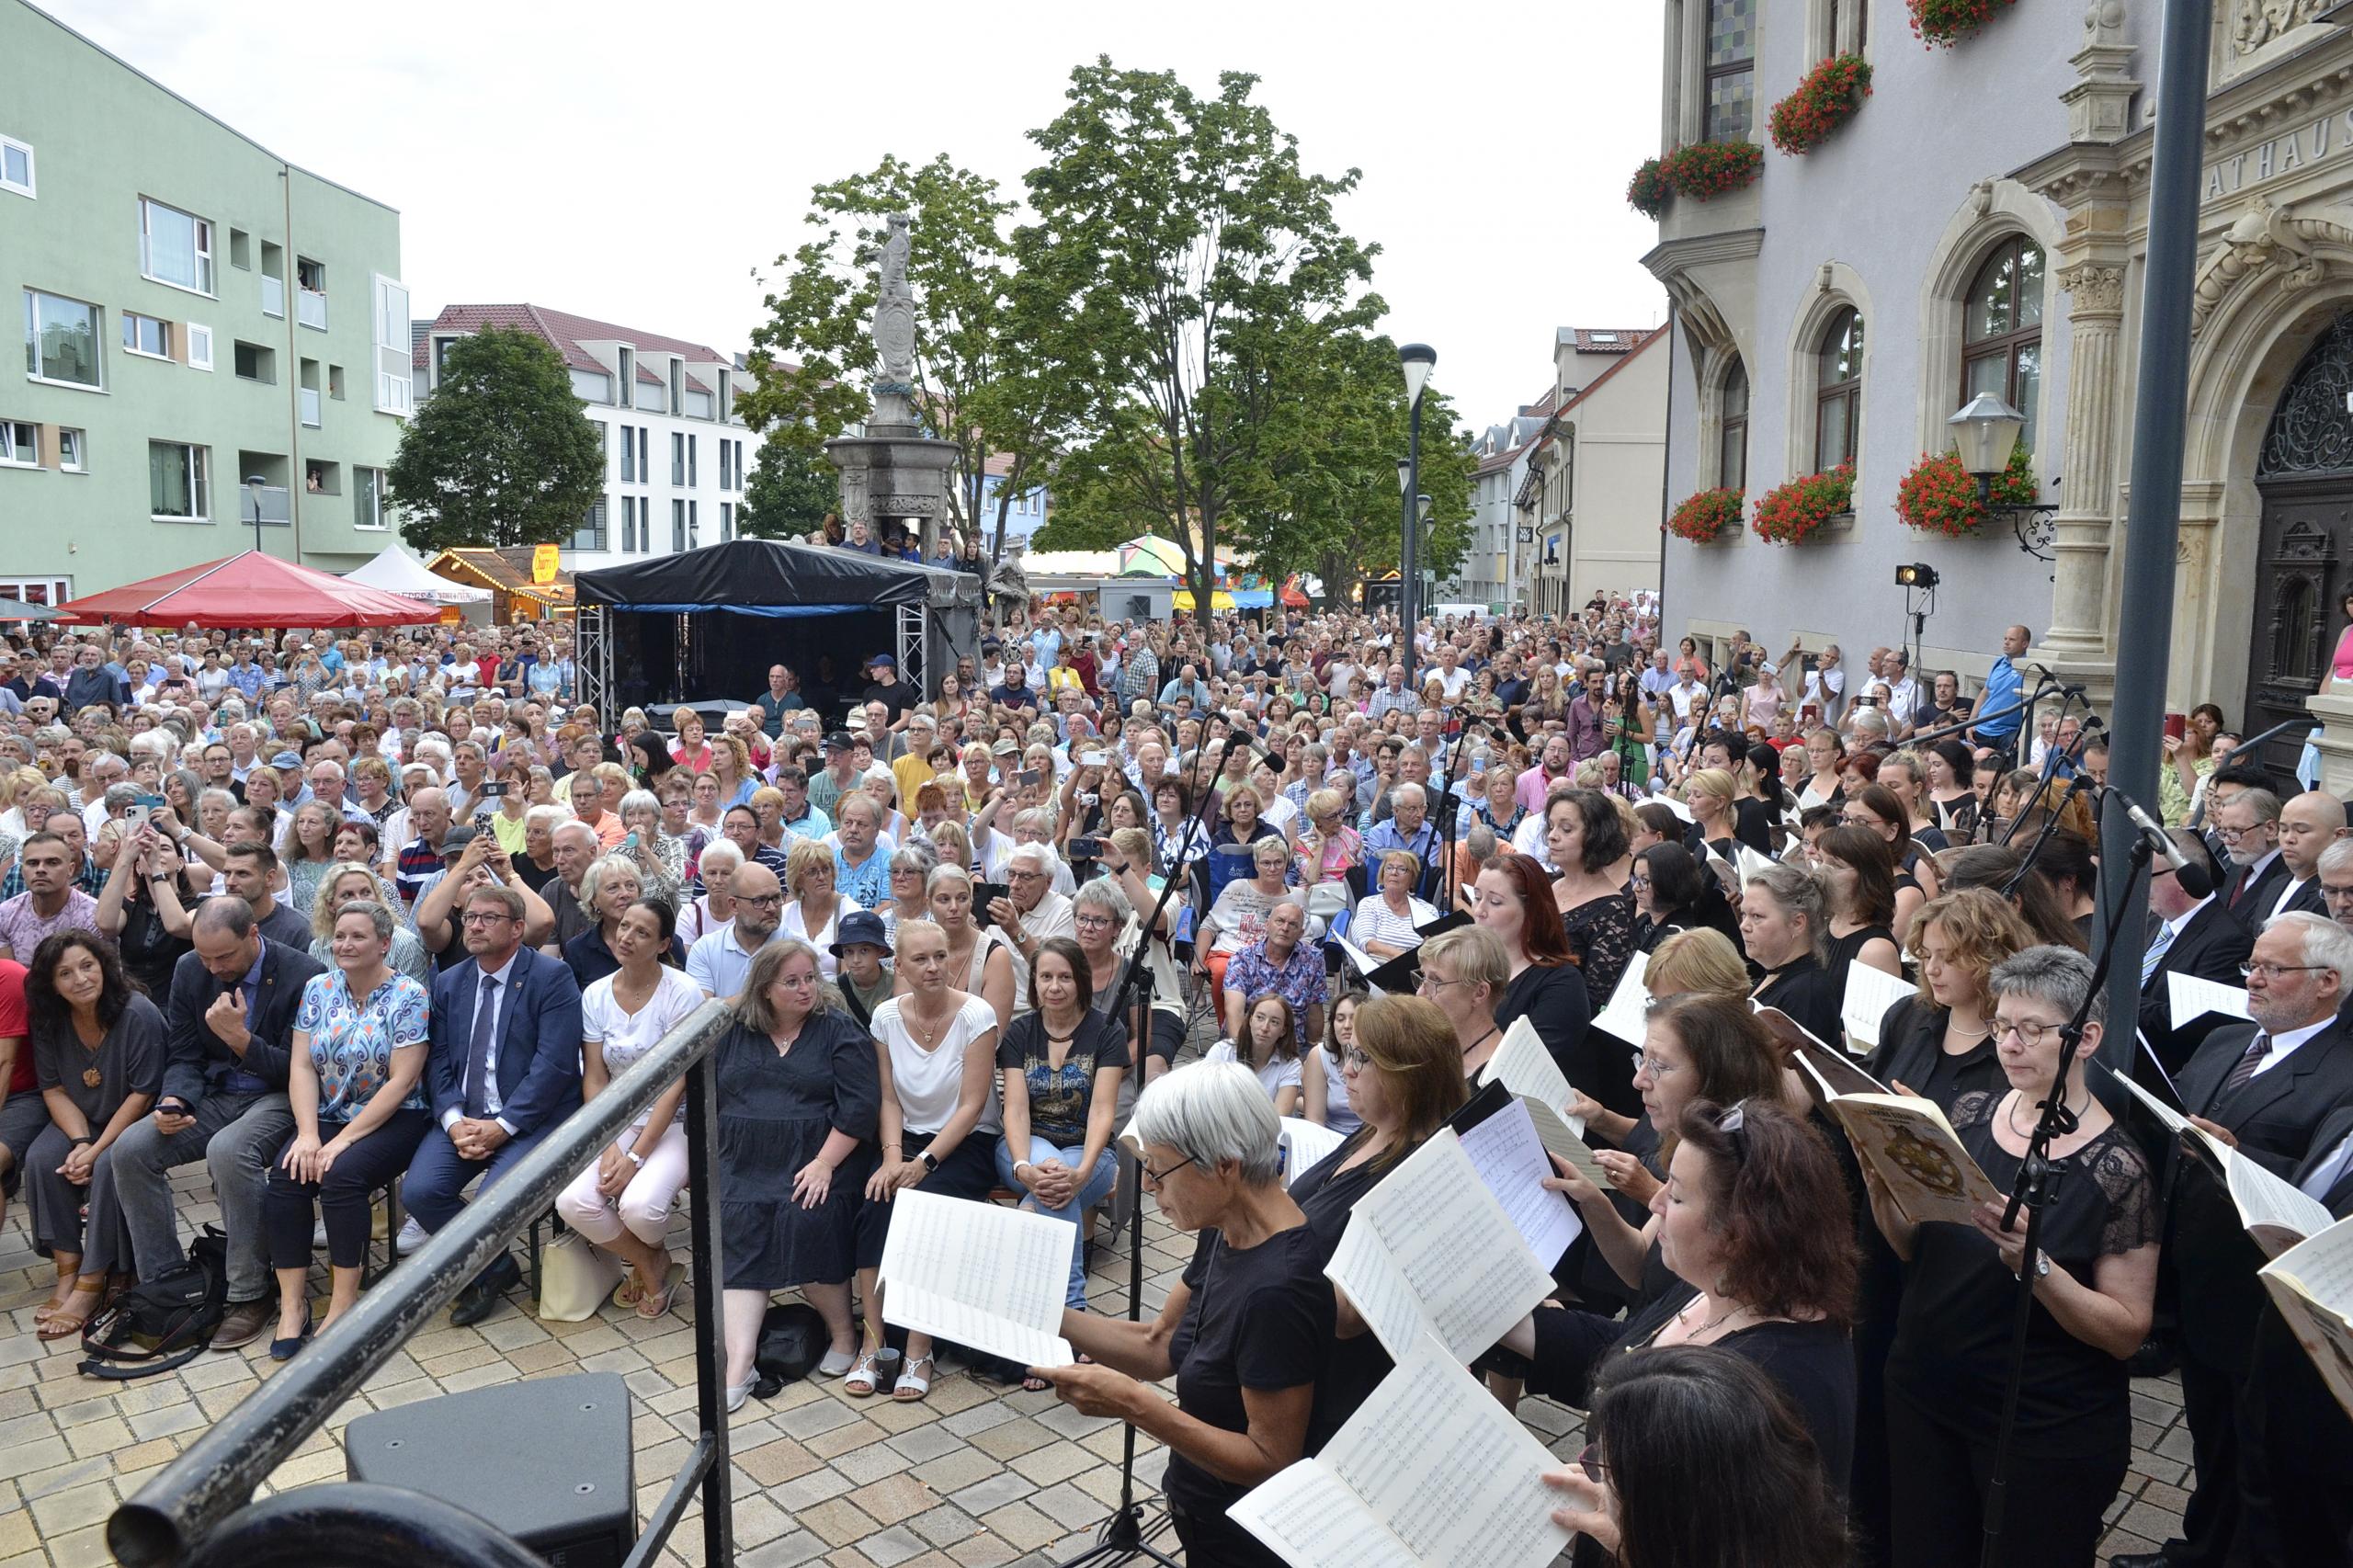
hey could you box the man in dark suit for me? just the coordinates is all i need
[2257,790,2347,926]
[89,898,325,1349]
[2240,1101,2353,1568]
[2138,829,2254,1075]
[2213,789,2287,932]
[2112,912,2353,1568]
[401,881,582,1326]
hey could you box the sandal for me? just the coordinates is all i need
[892,1354,935,1403]
[612,1273,645,1308]
[845,1350,885,1398]
[37,1281,103,1341]
[634,1263,685,1321]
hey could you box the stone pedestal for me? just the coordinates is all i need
[824,424,960,556]
[2305,685,2353,793]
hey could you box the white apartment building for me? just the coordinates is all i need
[411,303,751,571]
[1456,404,1552,610]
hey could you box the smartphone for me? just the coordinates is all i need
[973,881,1011,926]
[479,779,507,800]
[1018,768,1044,788]
[1079,752,1108,767]
[2163,712,2187,741]
[1069,836,1102,859]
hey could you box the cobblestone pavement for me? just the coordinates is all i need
[0,1165,2189,1567]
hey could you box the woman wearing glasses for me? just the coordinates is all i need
[1506,1096,1859,1493]
[1031,1062,1333,1568]
[1413,925,1512,1076]
[1869,946,2157,1568]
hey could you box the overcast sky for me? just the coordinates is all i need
[55,0,1668,431]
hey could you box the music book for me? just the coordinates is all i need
[1840,964,1915,1053]
[1227,1332,1574,1568]
[1586,949,1652,1046]
[1279,1116,1347,1186]
[876,1190,1075,1370]
[1789,1060,2005,1227]
[2259,1215,2353,1422]
[2102,1063,2336,1258]
[1478,1016,1591,1143]
[1456,1097,1582,1268]
[1324,1128,1554,1365]
[1450,1076,1613,1191]
[1778,1013,1895,1106]
[2167,971,2252,1031]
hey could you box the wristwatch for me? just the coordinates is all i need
[623,1150,644,1167]
[2029,1250,2050,1279]
[918,1151,939,1175]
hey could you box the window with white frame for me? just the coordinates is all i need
[672,498,686,551]
[0,420,35,467]
[187,324,213,372]
[149,440,210,520]
[372,276,411,415]
[140,198,215,295]
[353,467,386,528]
[122,312,171,360]
[23,290,101,388]
[573,498,608,552]
[721,502,733,541]
[621,495,638,552]
[0,136,31,199]
[58,428,85,472]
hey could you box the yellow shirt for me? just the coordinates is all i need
[891,752,936,811]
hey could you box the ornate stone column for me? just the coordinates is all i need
[2043,261,2128,664]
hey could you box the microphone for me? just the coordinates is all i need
[2118,794,2212,898]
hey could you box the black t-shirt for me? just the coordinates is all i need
[1164,1225,1335,1523]
[863,679,915,724]
[1733,797,1777,857]
[1886,1093,2158,1457]
[995,1011,1130,1147]
[1288,1138,1401,1441]
[1753,955,1842,1045]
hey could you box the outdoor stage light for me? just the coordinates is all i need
[1894,562,1940,589]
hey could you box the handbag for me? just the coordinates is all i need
[536,1229,624,1322]
[80,1227,228,1381]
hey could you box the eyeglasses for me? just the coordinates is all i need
[1415,974,1469,995]
[1342,1047,1374,1073]
[2242,961,2329,982]
[1717,1101,1751,1163]
[1074,914,1116,931]
[1634,1051,1681,1077]
[459,911,515,926]
[736,892,784,908]
[1992,1016,2067,1047]
[2323,882,2353,903]
[1141,1152,1199,1185]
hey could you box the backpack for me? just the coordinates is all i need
[78,1226,229,1381]
[749,1302,830,1399]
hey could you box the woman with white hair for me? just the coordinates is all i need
[676,839,741,947]
[1032,1061,1334,1568]
[616,788,685,904]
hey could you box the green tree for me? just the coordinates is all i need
[735,433,842,540]
[740,153,1074,562]
[388,325,605,553]
[1013,60,1383,625]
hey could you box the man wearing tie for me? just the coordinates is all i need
[2112,913,2353,1568]
[2135,830,2252,1075]
[97,899,324,1350]
[2213,790,2287,932]
[2261,791,2346,925]
[401,883,582,1326]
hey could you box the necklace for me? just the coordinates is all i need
[2007,1087,2081,1138]
[1461,1025,1499,1060]
[1678,1293,1753,1339]
[905,994,958,1050]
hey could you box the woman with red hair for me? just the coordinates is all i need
[1471,852,1643,1126]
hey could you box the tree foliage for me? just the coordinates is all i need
[1012,60,1382,625]
[735,433,841,540]
[739,153,1073,559]
[389,326,605,553]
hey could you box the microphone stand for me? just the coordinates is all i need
[1977,823,2154,1568]
[1996,686,2086,847]
[1054,705,1218,1568]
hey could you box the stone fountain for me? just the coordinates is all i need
[823,213,960,554]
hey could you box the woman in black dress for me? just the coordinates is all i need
[1736,742,1791,857]
[1869,946,2158,1568]
[1842,781,1938,941]
[716,937,881,1412]
[1472,853,1632,1123]
[1287,994,1466,1426]
[1816,825,1904,1000]
[1544,790,1637,1005]
[1630,842,1704,952]
[1034,1062,1334,1568]
[1505,1097,1859,1490]
[1925,739,1980,842]
[1742,862,1842,1042]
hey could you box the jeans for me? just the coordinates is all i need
[995,1136,1120,1307]
[97,1091,291,1301]
[400,1119,553,1285]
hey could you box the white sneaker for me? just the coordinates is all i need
[395,1217,429,1253]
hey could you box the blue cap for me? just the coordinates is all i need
[830,910,890,955]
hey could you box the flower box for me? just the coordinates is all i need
[1751,462,1856,545]
[1768,54,1872,155]
[1626,141,1764,217]
[1667,487,1745,543]
[1894,444,2038,536]
[1909,0,2020,47]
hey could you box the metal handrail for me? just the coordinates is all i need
[110,998,740,1568]
[176,1484,550,1568]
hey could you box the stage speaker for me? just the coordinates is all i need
[344,1371,635,1568]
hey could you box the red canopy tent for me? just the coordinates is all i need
[54,551,439,628]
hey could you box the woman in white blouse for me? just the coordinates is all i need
[780,838,860,980]
[857,917,1002,1402]
[1347,849,1440,959]
[554,899,708,1318]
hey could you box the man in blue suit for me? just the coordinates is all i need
[401,880,582,1325]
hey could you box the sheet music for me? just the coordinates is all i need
[1280,1117,1347,1186]
[1520,1096,1615,1188]
[1227,1461,1417,1568]
[1832,1095,2004,1228]
[2270,1214,2353,1312]
[2104,1062,2194,1135]
[2226,1153,2336,1257]
[1314,1335,1574,1568]
[2261,1217,2353,1423]
[1458,1098,1582,1268]
[1325,1129,1554,1364]
[1840,964,1915,1052]
[1586,949,1651,1045]
[2168,971,2252,1030]
[1479,1017,1586,1139]
[876,1190,1075,1368]
[1336,936,1386,989]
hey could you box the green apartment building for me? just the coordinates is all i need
[1,0,411,608]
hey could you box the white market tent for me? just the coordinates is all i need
[343,544,491,606]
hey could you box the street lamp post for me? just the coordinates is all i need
[244,476,267,555]
[1398,343,1436,692]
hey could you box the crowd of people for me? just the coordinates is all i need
[0,593,2347,1568]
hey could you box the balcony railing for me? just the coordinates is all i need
[299,388,322,427]
[245,485,290,525]
[261,275,284,318]
[297,289,327,330]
